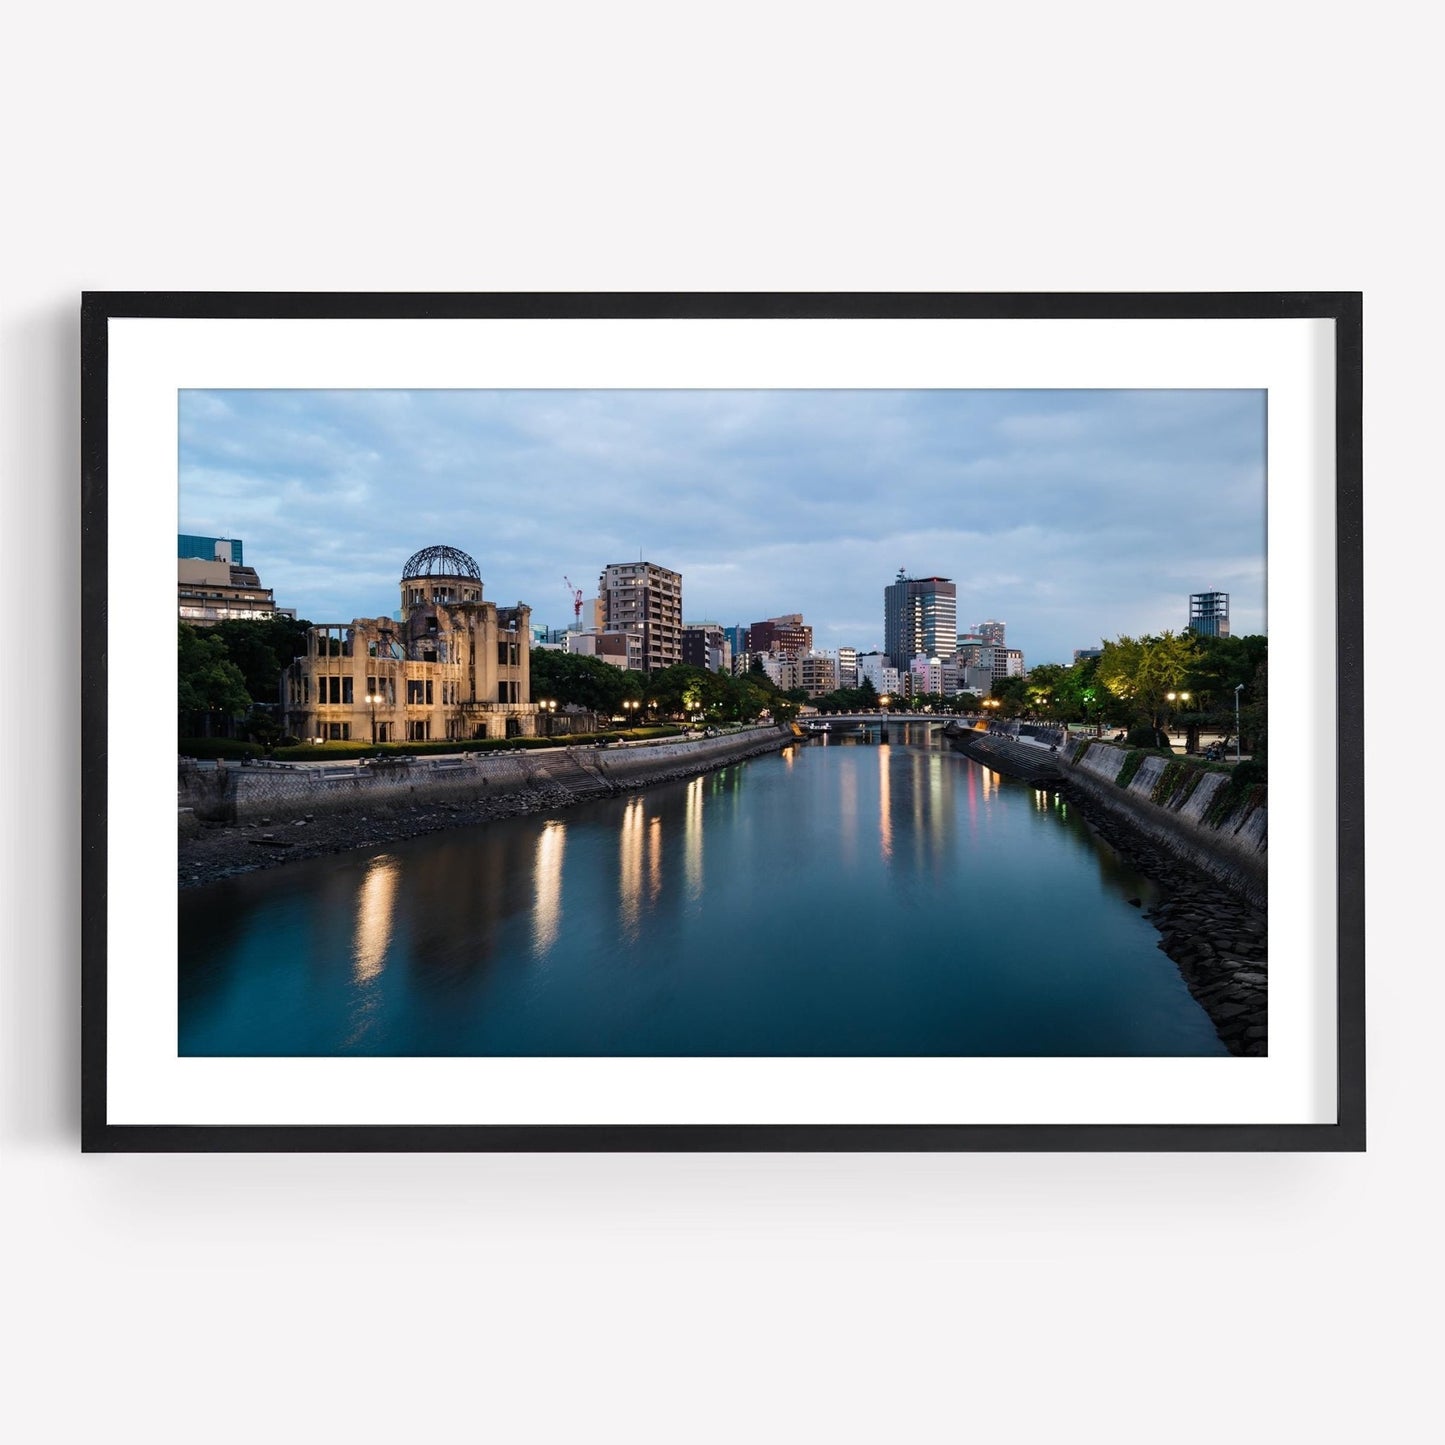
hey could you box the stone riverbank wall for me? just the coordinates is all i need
[1057,738,1267,908]
[180,727,792,827]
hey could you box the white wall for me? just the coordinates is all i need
[1,5,1433,1442]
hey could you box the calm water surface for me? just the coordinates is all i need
[179,730,1225,1056]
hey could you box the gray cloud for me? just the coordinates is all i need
[179,388,1266,664]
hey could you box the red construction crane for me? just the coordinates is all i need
[563,576,584,624]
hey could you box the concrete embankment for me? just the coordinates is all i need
[179,726,791,887]
[1059,739,1265,907]
[951,731,1269,1056]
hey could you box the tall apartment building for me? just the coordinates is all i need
[682,621,732,673]
[599,561,683,672]
[977,619,1006,647]
[837,646,859,688]
[909,656,944,696]
[1188,591,1231,638]
[797,653,840,697]
[747,613,813,658]
[884,571,957,671]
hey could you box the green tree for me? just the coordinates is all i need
[1184,634,1268,714]
[1025,662,1070,718]
[733,677,773,721]
[1239,654,1268,762]
[210,616,312,705]
[1097,631,1199,742]
[529,649,641,716]
[178,623,251,736]
[989,675,1030,717]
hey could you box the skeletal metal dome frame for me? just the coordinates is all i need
[400,544,482,581]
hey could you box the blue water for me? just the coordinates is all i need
[178,730,1225,1056]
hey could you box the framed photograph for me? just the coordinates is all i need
[80,292,1363,1151]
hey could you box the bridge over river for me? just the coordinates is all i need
[798,712,969,730]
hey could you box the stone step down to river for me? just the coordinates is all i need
[537,749,618,801]
[948,731,1062,783]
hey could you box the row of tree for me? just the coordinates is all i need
[180,621,809,743]
[1001,631,1267,752]
[182,621,1266,755]
[530,650,801,725]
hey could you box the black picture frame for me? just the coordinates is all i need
[81,291,1364,1152]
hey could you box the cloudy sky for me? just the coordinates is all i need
[178,389,1265,666]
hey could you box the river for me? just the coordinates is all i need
[178,728,1226,1056]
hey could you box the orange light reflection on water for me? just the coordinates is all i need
[684,776,704,899]
[878,743,893,858]
[532,821,566,956]
[619,797,644,938]
[351,855,399,984]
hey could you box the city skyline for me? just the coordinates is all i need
[178,388,1267,666]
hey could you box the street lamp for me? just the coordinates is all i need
[1164,690,1190,742]
[365,691,383,745]
[1234,683,1244,762]
[622,698,640,728]
[539,697,556,737]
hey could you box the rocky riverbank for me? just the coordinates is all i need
[179,733,790,889]
[1060,781,1267,1056]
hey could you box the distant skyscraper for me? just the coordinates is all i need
[599,561,683,671]
[884,570,958,671]
[1188,591,1230,638]
[977,619,1006,647]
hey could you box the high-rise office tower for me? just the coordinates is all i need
[1188,591,1230,638]
[977,619,1006,647]
[599,561,683,671]
[884,570,958,672]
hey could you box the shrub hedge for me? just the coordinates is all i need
[178,738,263,761]
[267,725,689,763]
